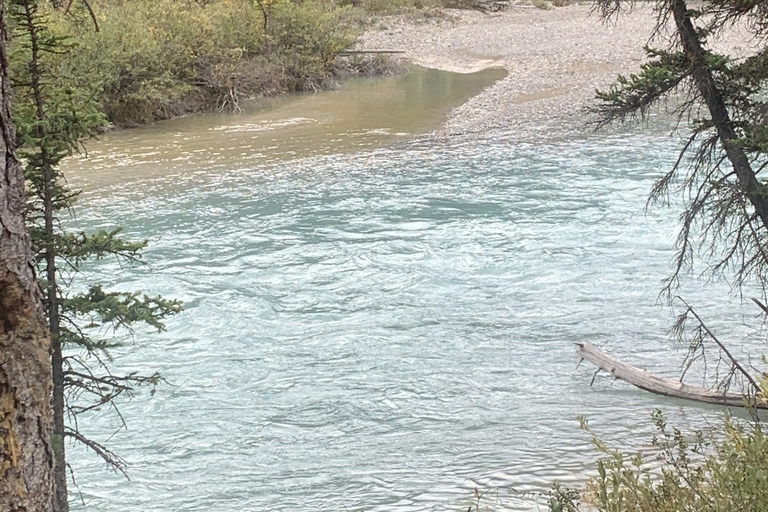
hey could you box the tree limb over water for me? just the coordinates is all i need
[576,342,768,409]
[584,0,768,406]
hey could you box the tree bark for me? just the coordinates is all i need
[0,0,55,510]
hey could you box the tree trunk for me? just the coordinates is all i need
[22,0,68,505]
[670,0,768,230]
[0,1,55,510]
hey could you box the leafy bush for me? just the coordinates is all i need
[51,0,359,126]
[266,1,358,91]
[549,412,768,512]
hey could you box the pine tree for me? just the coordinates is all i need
[591,0,768,395]
[593,0,768,289]
[8,1,182,510]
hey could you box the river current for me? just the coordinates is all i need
[63,69,759,511]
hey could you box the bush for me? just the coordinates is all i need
[549,411,768,512]
[266,1,358,91]
[50,0,359,126]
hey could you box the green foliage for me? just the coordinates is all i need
[65,285,182,332]
[50,228,145,266]
[51,0,360,125]
[593,48,690,127]
[549,412,768,512]
[266,1,357,90]
[8,0,182,499]
[548,484,580,512]
[8,0,104,176]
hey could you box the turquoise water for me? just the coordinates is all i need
[61,72,759,512]
[65,133,759,511]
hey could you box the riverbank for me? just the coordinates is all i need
[49,0,368,127]
[359,4,754,139]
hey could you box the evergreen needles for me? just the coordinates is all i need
[9,1,181,510]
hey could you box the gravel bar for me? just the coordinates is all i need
[359,4,754,140]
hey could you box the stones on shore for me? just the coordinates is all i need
[360,4,752,141]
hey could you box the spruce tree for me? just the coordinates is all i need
[591,0,768,395]
[8,1,182,510]
[593,0,768,291]
[548,2,768,510]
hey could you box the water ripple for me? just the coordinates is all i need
[67,133,758,512]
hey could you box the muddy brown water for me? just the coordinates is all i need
[64,66,507,189]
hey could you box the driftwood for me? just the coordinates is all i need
[338,50,406,56]
[473,0,510,12]
[576,342,768,409]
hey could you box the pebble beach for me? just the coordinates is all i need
[359,3,755,139]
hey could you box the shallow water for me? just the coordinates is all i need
[63,70,759,512]
[66,66,506,190]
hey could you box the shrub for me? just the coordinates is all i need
[267,1,358,91]
[549,411,768,512]
[50,0,359,125]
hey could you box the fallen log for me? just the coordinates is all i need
[337,50,406,55]
[473,0,510,12]
[576,341,768,409]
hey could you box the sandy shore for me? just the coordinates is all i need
[359,4,754,139]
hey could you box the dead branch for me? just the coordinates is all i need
[576,342,766,409]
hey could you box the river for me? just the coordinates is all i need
[63,66,757,511]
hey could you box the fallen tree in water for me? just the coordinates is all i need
[576,342,768,410]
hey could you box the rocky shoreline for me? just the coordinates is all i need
[359,4,753,139]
